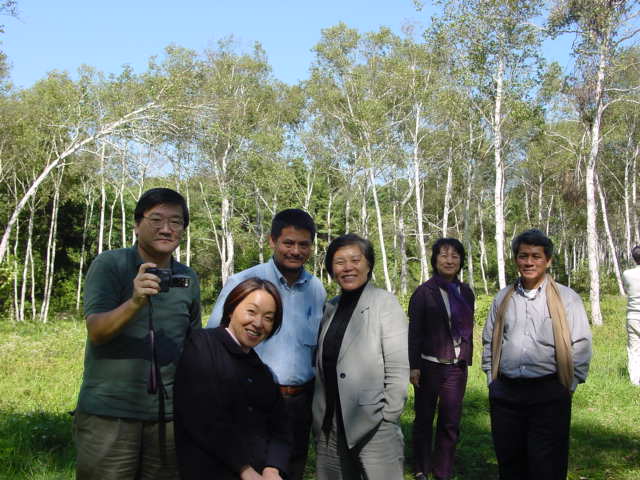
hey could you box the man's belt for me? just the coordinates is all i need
[278,381,312,397]
[498,373,557,385]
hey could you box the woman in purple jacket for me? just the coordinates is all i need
[408,238,475,480]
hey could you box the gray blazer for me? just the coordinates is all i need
[312,282,409,449]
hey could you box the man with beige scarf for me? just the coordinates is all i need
[482,229,592,480]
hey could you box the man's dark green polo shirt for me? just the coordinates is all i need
[76,246,201,420]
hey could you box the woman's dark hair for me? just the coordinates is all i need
[511,229,553,259]
[220,278,283,339]
[270,209,316,240]
[325,233,375,279]
[430,237,466,274]
[632,245,640,264]
[134,188,189,228]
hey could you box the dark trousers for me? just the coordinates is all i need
[281,382,314,480]
[412,360,468,479]
[489,375,572,480]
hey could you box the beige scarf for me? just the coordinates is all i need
[491,276,574,390]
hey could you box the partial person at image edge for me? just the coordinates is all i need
[622,244,640,386]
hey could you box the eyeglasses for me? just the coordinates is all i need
[143,215,185,231]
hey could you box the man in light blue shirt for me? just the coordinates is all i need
[208,209,326,480]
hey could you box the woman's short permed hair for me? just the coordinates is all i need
[325,233,375,279]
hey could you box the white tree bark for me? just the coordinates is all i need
[442,147,454,237]
[98,143,106,255]
[585,46,608,326]
[39,168,64,323]
[493,55,507,289]
[76,187,95,311]
[368,166,392,292]
[412,103,429,283]
[596,174,624,295]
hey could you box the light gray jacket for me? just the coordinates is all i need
[312,282,409,449]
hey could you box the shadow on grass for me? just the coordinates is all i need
[570,422,640,479]
[0,410,75,478]
[399,385,640,480]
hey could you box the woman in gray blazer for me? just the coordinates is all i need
[312,233,409,480]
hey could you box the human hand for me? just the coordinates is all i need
[410,368,421,388]
[262,467,283,480]
[131,263,161,307]
[239,466,263,480]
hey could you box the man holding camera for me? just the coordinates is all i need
[73,188,201,480]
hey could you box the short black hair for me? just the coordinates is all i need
[220,277,283,340]
[632,245,640,264]
[134,188,189,228]
[325,233,375,279]
[270,209,316,240]
[430,237,466,274]
[512,229,553,259]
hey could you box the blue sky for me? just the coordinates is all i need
[2,0,574,89]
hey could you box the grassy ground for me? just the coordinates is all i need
[0,295,638,479]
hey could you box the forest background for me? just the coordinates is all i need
[1,0,640,325]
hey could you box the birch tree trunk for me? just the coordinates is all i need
[493,55,507,289]
[478,196,489,294]
[184,185,191,266]
[12,215,20,322]
[76,190,95,311]
[39,168,64,323]
[98,143,107,255]
[596,175,624,295]
[463,155,475,291]
[412,103,429,283]
[20,205,36,322]
[442,146,454,237]
[368,166,392,292]
[585,46,608,326]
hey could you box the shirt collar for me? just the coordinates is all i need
[268,257,310,287]
[515,275,547,299]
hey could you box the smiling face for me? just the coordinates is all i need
[134,203,184,266]
[435,244,462,281]
[332,244,371,292]
[269,226,313,275]
[228,289,276,352]
[516,243,552,290]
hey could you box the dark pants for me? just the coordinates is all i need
[281,382,314,480]
[489,375,572,480]
[412,360,468,479]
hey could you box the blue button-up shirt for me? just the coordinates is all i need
[207,258,326,386]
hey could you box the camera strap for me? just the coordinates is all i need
[147,298,168,463]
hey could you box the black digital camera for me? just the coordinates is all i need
[146,267,191,292]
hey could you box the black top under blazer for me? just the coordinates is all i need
[174,327,290,480]
[408,277,475,369]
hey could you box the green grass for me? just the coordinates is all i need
[0,296,638,479]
